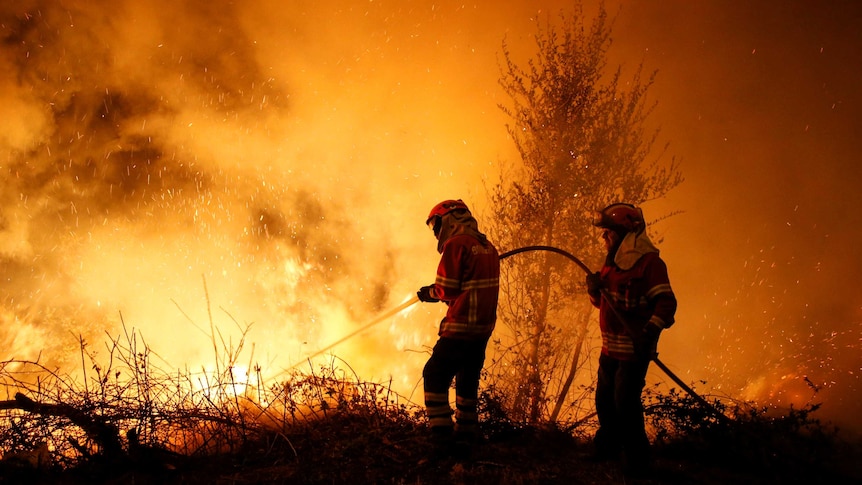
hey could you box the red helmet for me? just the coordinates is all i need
[426,199,469,226]
[592,203,644,233]
[426,199,469,236]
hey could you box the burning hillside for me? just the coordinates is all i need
[1,3,861,479]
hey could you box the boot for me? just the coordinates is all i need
[452,429,480,461]
[428,426,454,461]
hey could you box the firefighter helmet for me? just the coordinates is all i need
[426,199,469,236]
[426,199,469,226]
[592,203,645,233]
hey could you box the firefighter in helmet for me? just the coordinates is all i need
[586,203,677,476]
[417,199,500,459]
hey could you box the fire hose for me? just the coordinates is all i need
[499,246,730,424]
[290,244,728,423]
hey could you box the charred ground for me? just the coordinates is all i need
[1,367,860,485]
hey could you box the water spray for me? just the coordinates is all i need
[289,245,729,423]
[287,296,420,370]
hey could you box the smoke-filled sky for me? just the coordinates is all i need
[1,0,860,432]
[610,0,862,433]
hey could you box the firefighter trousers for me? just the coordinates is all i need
[594,353,652,469]
[422,336,489,437]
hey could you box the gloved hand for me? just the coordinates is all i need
[585,272,603,297]
[417,285,440,303]
[634,324,661,360]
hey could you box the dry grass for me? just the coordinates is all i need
[0,326,860,485]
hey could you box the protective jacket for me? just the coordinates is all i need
[430,229,500,340]
[589,233,676,360]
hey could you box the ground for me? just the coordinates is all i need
[6,411,861,485]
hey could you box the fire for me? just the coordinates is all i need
[3,0,501,404]
[740,371,818,411]
[194,365,251,399]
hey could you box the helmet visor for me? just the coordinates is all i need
[427,215,442,237]
[591,210,607,227]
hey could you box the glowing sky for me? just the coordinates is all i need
[609,0,862,431]
[1,0,860,431]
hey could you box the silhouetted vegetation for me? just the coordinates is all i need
[1,332,859,484]
[485,0,682,426]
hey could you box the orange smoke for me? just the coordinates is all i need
[0,0,523,402]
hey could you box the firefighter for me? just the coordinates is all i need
[417,199,500,459]
[586,203,677,476]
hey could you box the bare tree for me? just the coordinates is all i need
[484,2,682,424]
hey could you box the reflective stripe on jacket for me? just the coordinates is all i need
[590,251,677,360]
[433,233,500,340]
